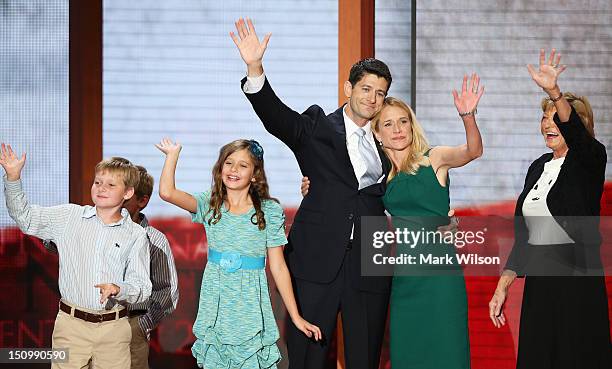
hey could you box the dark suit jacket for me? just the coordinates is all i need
[506,107,607,275]
[242,77,392,292]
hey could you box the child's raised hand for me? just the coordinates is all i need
[292,316,322,341]
[155,138,182,156]
[0,143,26,181]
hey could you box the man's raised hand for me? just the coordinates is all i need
[230,18,271,76]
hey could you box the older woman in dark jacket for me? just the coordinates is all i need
[489,49,611,369]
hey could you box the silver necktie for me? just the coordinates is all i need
[356,128,382,189]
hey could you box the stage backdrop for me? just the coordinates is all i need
[0,0,69,228]
[101,1,612,368]
[102,0,339,215]
[1,1,611,369]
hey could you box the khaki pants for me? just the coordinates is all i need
[51,306,131,369]
[128,316,149,369]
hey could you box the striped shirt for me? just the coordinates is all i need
[129,214,179,335]
[3,177,151,310]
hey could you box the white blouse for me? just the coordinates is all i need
[522,157,574,245]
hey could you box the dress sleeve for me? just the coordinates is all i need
[190,190,211,224]
[555,106,606,173]
[264,200,288,248]
[504,159,540,277]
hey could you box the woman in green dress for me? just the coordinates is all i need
[371,74,484,369]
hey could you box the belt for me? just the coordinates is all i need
[208,248,266,273]
[59,300,127,323]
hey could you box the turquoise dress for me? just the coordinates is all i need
[383,156,470,369]
[190,191,288,369]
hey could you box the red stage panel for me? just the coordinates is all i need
[2,185,612,368]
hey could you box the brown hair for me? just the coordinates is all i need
[206,140,276,230]
[134,165,154,199]
[94,157,139,188]
[372,97,431,180]
[541,92,594,137]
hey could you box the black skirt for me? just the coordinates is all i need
[517,244,612,369]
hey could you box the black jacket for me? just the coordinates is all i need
[242,77,392,292]
[506,107,607,275]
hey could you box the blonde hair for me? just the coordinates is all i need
[541,92,594,137]
[134,165,154,199]
[94,157,139,188]
[372,97,430,180]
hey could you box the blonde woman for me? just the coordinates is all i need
[372,75,482,369]
[489,49,611,369]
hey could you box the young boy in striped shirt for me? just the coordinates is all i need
[121,164,179,369]
[0,144,151,369]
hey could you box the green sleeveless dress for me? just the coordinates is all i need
[382,155,470,369]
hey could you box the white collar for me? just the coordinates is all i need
[545,156,565,168]
[342,106,373,138]
[82,206,130,226]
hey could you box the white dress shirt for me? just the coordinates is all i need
[342,107,382,185]
[522,157,574,245]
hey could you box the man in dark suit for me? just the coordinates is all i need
[231,18,392,369]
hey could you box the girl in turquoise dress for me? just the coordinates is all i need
[156,138,321,368]
[371,75,484,369]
